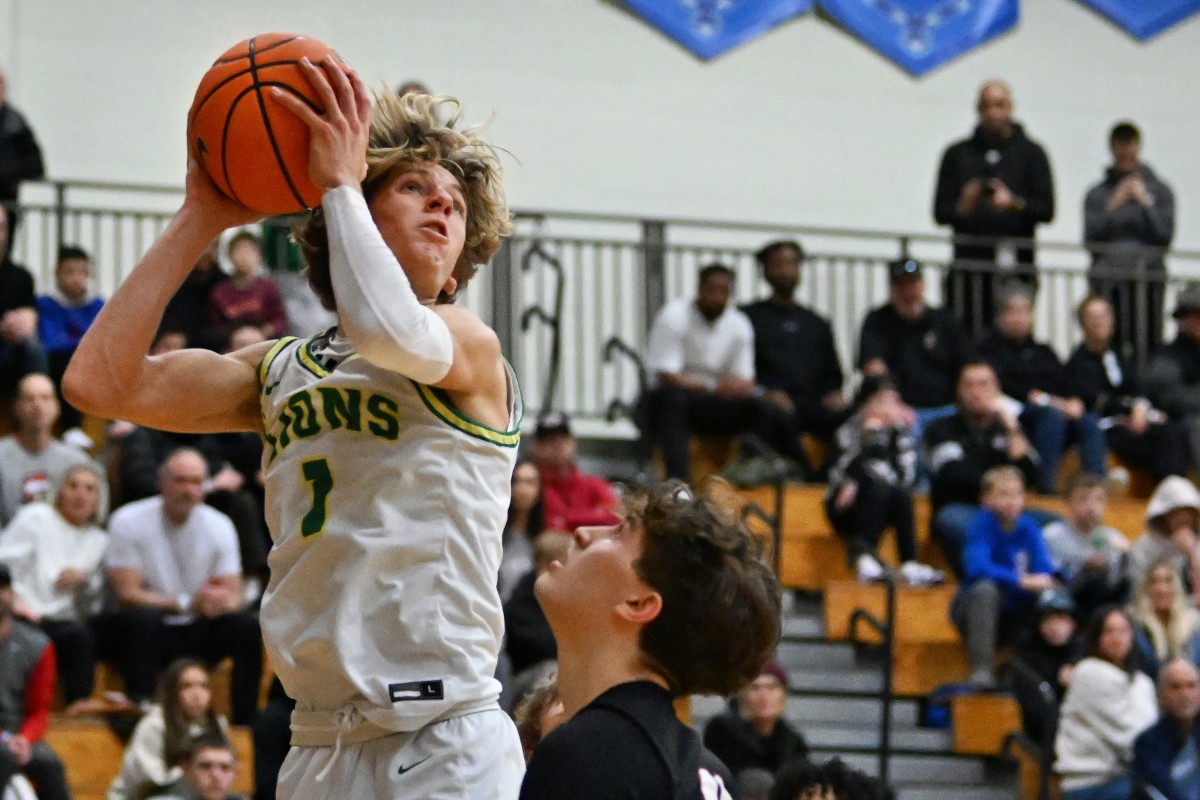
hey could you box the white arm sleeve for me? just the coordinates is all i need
[323,185,454,383]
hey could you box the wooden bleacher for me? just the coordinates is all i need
[46,719,254,800]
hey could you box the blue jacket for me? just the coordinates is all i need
[36,294,103,355]
[961,509,1055,611]
[1134,715,1200,800]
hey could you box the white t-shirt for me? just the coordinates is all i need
[106,496,241,623]
[645,298,755,386]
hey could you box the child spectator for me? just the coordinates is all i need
[1054,606,1157,800]
[703,661,809,786]
[1134,476,1200,601]
[147,734,242,800]
[1131,558,1200,678]
[1006,588,1080,746]
[108,659,229,800]
[823,376,941,585]
[1041,473,1131,621]
[36,245,104,429]
[207,229,287,340]
[951,466,1058,688]
[768,757,890,800]
[0,463,108,706]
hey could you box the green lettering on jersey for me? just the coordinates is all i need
[288,391,322,439]
[366,393,400,441]
[318,387,363,432]
[276,407,294,450]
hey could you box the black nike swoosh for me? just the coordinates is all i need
[397,755,431,776]
[264,379,282,396]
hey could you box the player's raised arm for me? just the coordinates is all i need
[63,160,269,433]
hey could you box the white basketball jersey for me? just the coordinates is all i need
[258,329,521,732]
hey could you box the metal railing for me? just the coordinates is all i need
[14,177,1200,431]
[847,578,898,786]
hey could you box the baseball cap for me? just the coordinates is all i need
[534,412,572,439]
[1036,587,1075,616]
[888,258,922,283]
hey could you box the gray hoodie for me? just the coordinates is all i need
[1132,475,1200,589]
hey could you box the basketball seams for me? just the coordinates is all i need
[192,57,321,120]
[247,34,309,212]
[211,34,301,65]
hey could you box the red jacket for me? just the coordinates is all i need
[538,464,619,532]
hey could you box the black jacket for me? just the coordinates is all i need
[1145,335,1200,418]
[0,104,45,202]
[924,410,1039,510]
[0,259,34,315]
[702,710,808,778]
[742,299,843,416]
[976,330,1071,401]
[857,303,967,408]
[1064,344,1141,416]
[934,122,1055,262]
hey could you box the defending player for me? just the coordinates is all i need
[65,56,524,797]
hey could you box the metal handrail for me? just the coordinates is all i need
[846,576,898,787]
[1002,730,1054,800]
[519,241,565,412]
[737,487,784,579]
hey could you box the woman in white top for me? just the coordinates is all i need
[0,462,108,704]
[108,659,228,800]
[1131,557,1200,673]
[1054,605,1158,800]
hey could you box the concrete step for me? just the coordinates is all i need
[789,667,883,695]
[895,786,1013,800]
[782,613,825,640]
[775,640,858,670]
[813,751,989,785]
[805,725,952,753]
[689,695,925,732]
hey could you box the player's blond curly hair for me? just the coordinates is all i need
[296,91,512,308]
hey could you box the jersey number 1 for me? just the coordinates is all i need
[301,457,334,537]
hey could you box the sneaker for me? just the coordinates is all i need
[856,553,886,582]
[899,561,945,587]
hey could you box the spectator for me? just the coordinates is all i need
[924,361,1042,577]
[250,678,293,800]
[0,564,68,800]
[934,80,1055,337]
[109,659,229,800]
[513,668,564,763]
[105,448,262,725]
[858,257,968,442]
[0,67,46,249]
[528,412,618,533]
[519,482,779,800]
[1133,658,1200,800]
[1067,296,1191,483]
[148,734,243,800]
[1084,121,1174,365]
[952,466,1057,688]
[161,239,226,353]
[0,463,108,706]
[976,284,1107,494]
[0,372,89,526]
[1132,476,1200,601]
[1042,473,1132,622]
[1145,285,1200,471]
[823,375,942,585]
[36,245,105,429]
[768,757,890,800]
[504,531,570,680]
[208,229,287,341]
[0,206,46,401]
[500,459,545,603]
[702,661,809,784]
[644,263,807,481]
[1006,588,1080,746]
[1054,606,1157,800]
[742,240,846,443]
[1131,559,1200,678]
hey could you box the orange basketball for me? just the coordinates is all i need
[189,32,343,215]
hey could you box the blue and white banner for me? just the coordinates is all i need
[1076,0,1200,40]
[817,0,1019,76]
[623,0,814,60]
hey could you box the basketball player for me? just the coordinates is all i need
[519,481,781,799]
[65,56,523,798]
